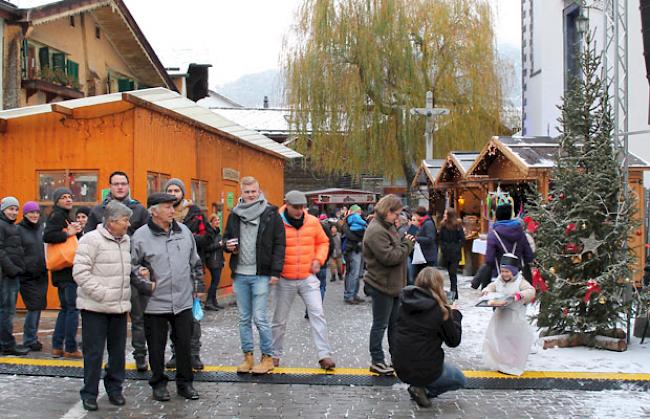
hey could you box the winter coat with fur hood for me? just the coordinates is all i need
[73,224,132,314]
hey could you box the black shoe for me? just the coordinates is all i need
[153,386,171,402]
[178,385,199,400]
[304,312,309,319]
[108,393,126,406]
[165,356,176,369]
[353,296,365,303]
[204,302,220,311]
[3,345,30,356]
[369,361,395,376]
[135,356,148,372]
[82,398,98,411]
[191,355,204,370]
[408,385,432,408]
[27,341,43,351]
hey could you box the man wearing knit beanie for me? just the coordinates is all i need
[164,178,208,370]
[0,196,29,355]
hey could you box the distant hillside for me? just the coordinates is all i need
[216,69,284,108]
[217,43,522,109]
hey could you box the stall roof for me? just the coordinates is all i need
[467,136,650,176]
[304,188,380,196]
[434,152,480,186]
[0,88,302,160]
[412,159,445,188]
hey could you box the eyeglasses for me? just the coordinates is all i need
[111,182,129,187]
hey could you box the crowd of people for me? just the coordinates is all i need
[0,172,538,410]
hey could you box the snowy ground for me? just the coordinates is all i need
[453,274,650,374]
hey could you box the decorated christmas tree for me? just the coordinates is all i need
[529,36,636,337]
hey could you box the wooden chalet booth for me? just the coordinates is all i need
[0,88,301,309]
[464,136,649,284]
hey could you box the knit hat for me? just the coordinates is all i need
[75,207,91,217]
[164,178,186,198]
[1,196,19,212]
[495,204,512,221]
[349,204,362,213]
[500,253,520,276]
[22,201,40,214]
[52,187,73,204]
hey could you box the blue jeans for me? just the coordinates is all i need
[407,256,415,286]
[365,283,399,364]
[425,362,467,398]
[207,267,223,302]
[53,282,79,353]
[233,274,273,355]
[344,251,362,301]
[23,310,42,346]
[0,277,20,350]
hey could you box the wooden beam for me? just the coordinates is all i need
[51,104,73,117]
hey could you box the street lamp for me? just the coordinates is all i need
[576,10,589,37]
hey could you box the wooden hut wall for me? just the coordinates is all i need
[0,104,286,308]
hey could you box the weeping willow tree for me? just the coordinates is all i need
[284,0,510,185]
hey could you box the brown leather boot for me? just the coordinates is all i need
[236,352,254,374]
[251,354,275,375]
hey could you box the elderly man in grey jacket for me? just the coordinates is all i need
[131,193,203,402]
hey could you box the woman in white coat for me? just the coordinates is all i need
[73,201,145,411]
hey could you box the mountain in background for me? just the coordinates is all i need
[216,43,522,109]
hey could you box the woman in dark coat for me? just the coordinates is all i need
[18,201,48,351]
[413,207,437,278]
[204,213,225,311]
[438,208,465,300]
[392,267,466,408]
[43,188,83,358]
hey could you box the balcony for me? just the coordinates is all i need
[22,78,84,103]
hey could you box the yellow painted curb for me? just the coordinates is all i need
[1,357,649,381]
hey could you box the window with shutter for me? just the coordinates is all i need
[118,79,133,92]
[66,60,79,84]
[52,53,66,71]
[38,47,50,69]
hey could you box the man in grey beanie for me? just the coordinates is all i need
[164,178,210,370]
[0,196,29,355]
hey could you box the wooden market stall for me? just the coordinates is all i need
[463,136,650,284]
[0,87,301,309]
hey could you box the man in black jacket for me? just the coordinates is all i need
[223,176,285,375]
[0,197,29,356]
[85,171,150,372]
[44,188,83,359]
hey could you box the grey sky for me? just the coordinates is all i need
[14,0,521,86]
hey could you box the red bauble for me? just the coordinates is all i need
[636,229,643,237]
[562,308,569,317]
[559,192,565,200]
[564,223,577,236]
[547,194,553,202]
[565,242,578,253]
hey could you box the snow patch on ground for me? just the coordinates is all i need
[453,275,650,373]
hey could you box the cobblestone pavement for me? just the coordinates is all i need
[4,274,650,418]
[1,374,649,418]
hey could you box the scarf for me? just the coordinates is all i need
[233,193,268,222]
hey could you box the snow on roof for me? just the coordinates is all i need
[450,152,480,173]
[196,90,243,109]
[209,107,296,136]
[423,159,445,171]
[0,88,302,160]
[496,136,650,169]
[304,188,379,196]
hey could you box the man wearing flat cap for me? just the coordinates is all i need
[130,193,203,402]
[272,190,336,370]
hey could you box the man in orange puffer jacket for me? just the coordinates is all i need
[271,190,336,370]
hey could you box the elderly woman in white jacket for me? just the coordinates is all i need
[73,200,147,412]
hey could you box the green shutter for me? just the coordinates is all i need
[21,40,29,78]
[118,78,133,92]
[66,60,79,83]
[39,47,50,69]
[52,53,66,71]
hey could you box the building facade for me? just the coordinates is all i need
[521,0,650,180]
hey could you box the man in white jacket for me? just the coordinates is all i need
[73,201,138,412]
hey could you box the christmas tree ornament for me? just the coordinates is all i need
[571,255,582,264]
[564,223,577,236]
[559,192,565,200]
[547,194,553,202]
[549,266,556,274]
[599,296,606,304]
[580,233,603,256]
[636,229,643,237]
[562,307,569,317]
[581,222,587,230]
[532,268,549,292]
[584,279,602,302]
[565,242,578,253]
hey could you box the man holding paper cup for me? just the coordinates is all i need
[223,176,286,375]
